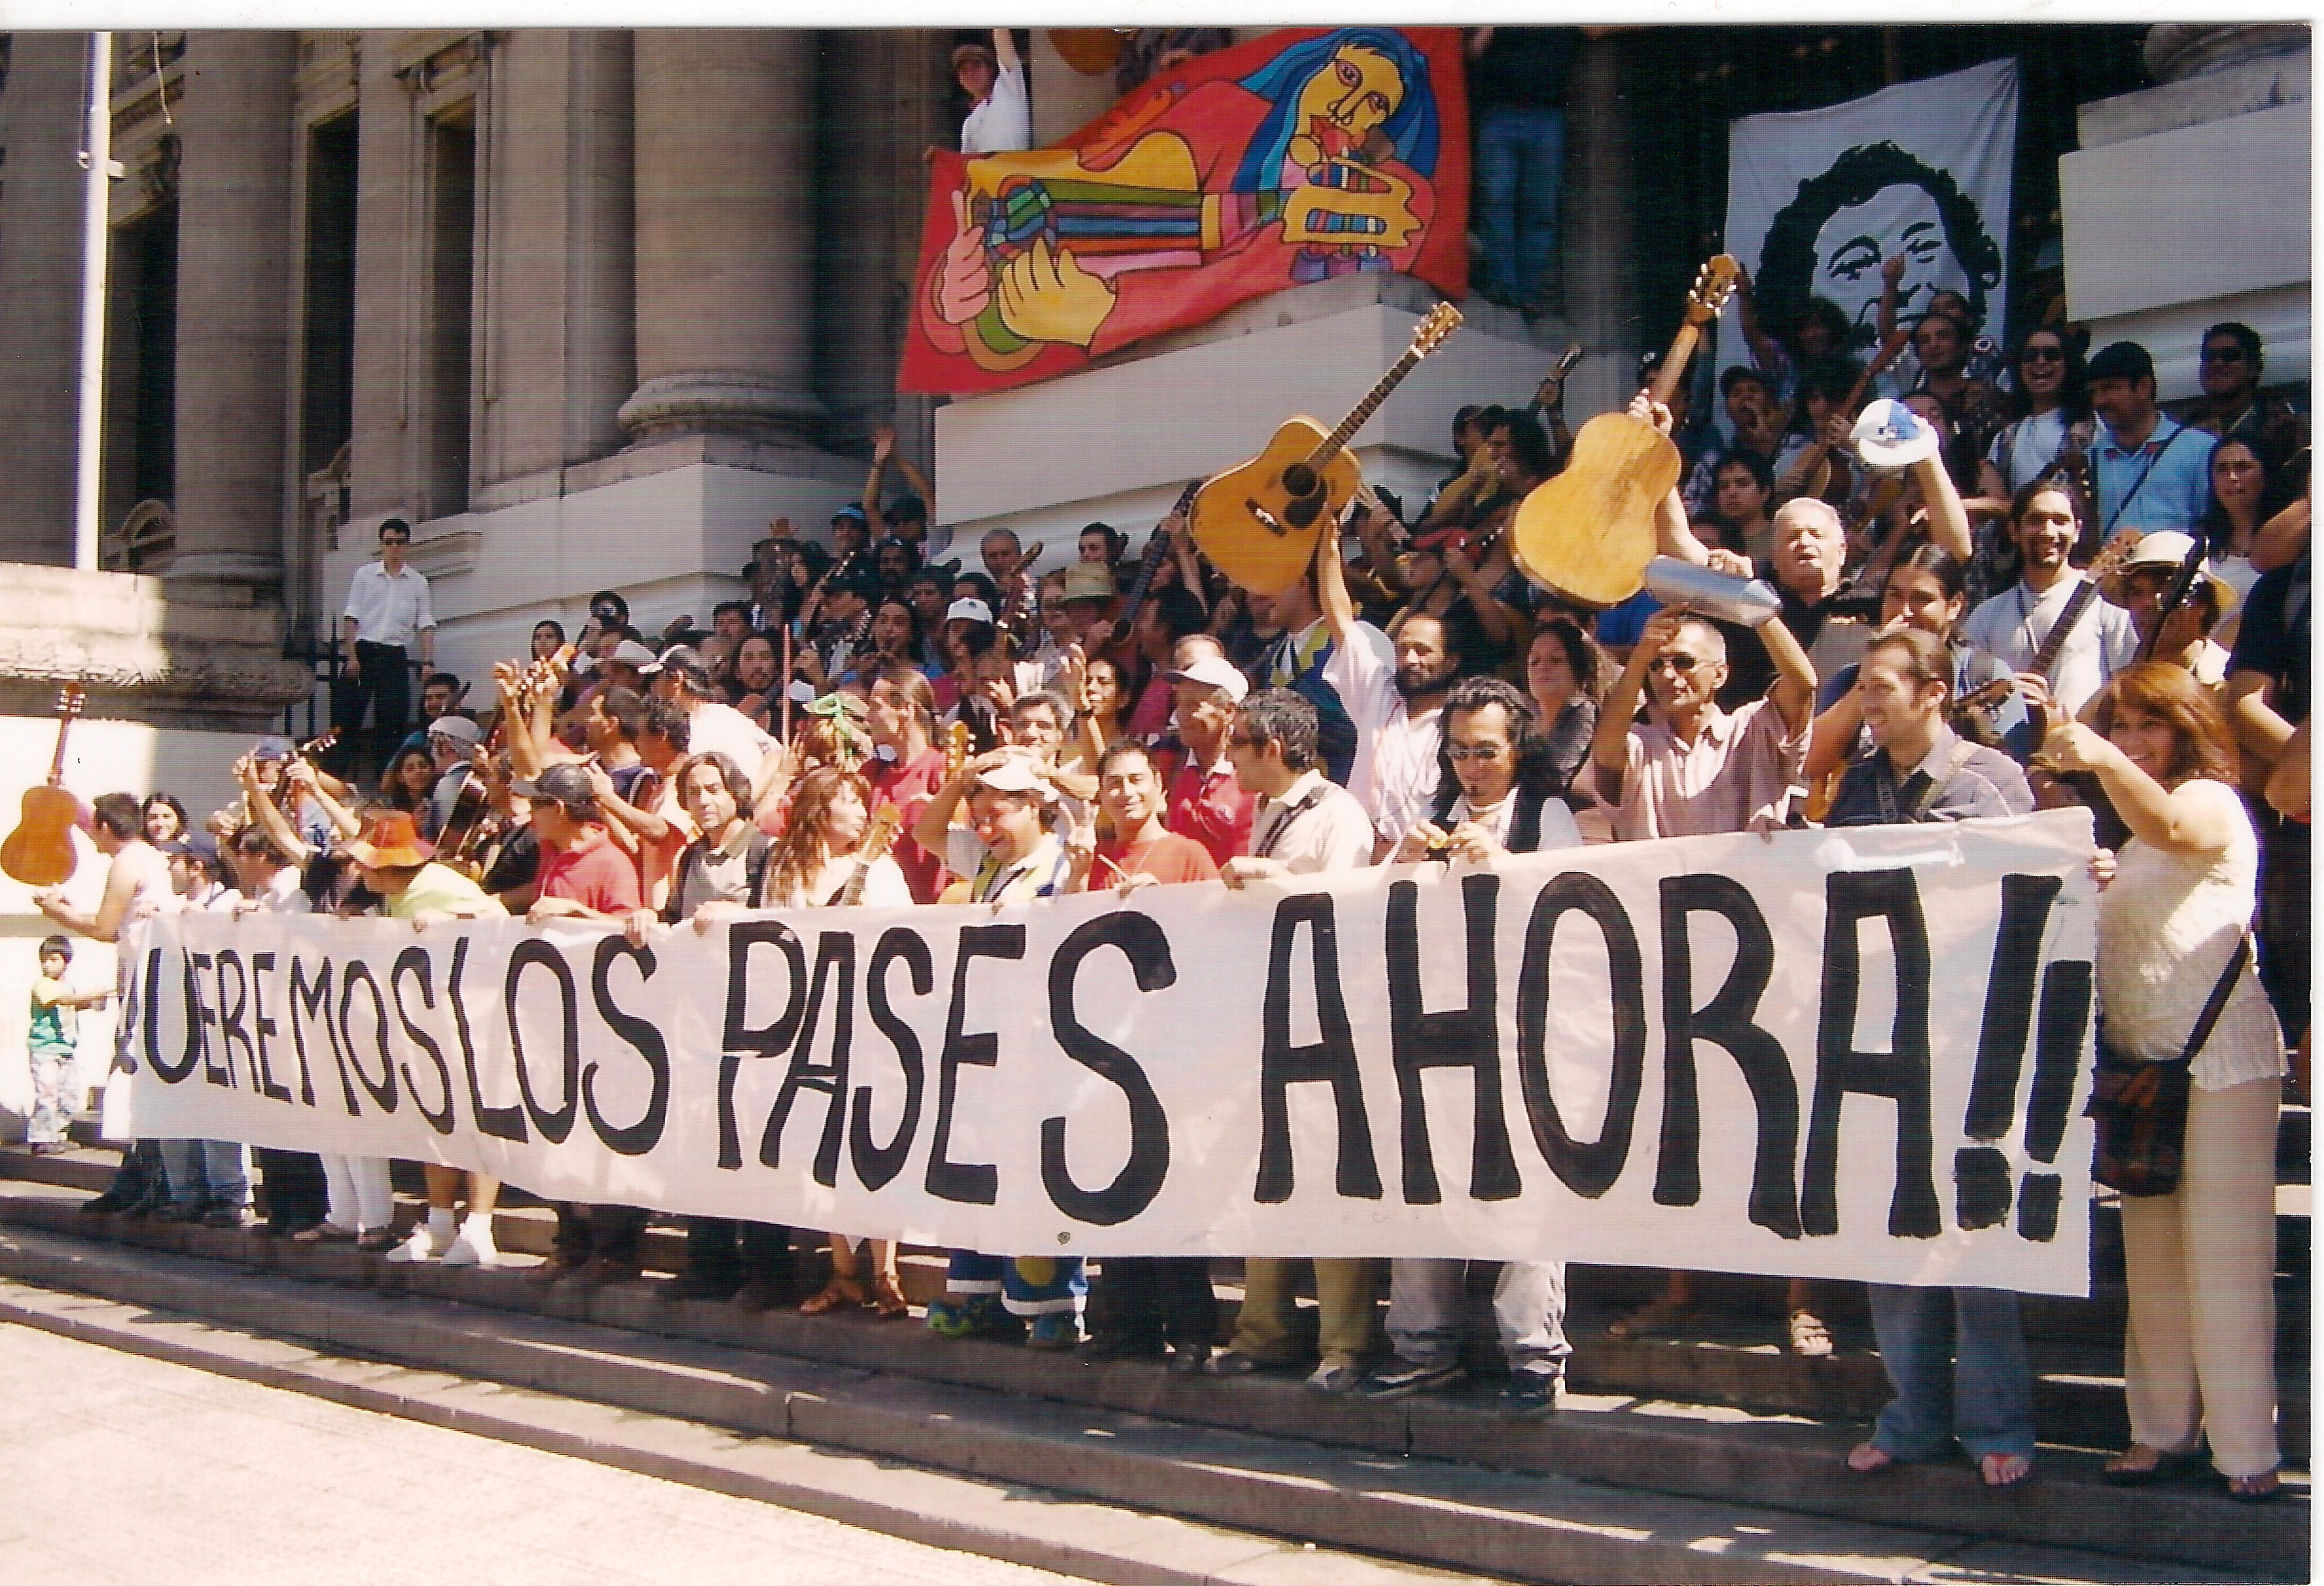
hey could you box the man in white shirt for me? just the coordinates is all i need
[956,30,1030,155]
[643,644,778,786]
[1316,524,1455,856]
[1960,482,2140,721]
[337,518,436,777]
[1210,689,1381,1393]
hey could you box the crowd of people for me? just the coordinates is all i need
[25,282,2309,1501]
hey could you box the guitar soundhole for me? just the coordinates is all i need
[1281,463,1320,500]
[1282,495,1322,531]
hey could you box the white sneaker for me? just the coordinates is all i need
[440,1218,498,1268]
[384,1223,449,1263]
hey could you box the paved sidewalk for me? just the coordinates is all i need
[0,1321,1089,1586]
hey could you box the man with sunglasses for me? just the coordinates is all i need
[1589,605,1817,841]
[335,518,435,778]
[2086,341,2211,538]
[2189,321,2308,471]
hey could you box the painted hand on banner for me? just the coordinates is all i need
[995,236,1115,350]
[936,189,993,326]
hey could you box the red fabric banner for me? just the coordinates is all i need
[899,27,1470,397]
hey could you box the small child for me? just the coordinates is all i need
[27,936,107,1155]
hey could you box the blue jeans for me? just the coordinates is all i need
[945,1250,1085,1316]
[160,1138,248,1211]
[1473,105,1566,306]
[1865,1284,2035,1461]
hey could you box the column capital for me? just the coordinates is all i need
[617,374,825,445]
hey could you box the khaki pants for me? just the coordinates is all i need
[1229,1257,1381,1369]
[2119,1076,2281,1477]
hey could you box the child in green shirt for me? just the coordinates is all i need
[27,936,107,1154]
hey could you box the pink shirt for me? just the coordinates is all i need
[1603,697,1804,842]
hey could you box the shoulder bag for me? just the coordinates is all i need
[2086,934,2250,1197]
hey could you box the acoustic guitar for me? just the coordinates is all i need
[1509,256,1740,608]
[839,807,904,907]
[1191,302,1462,594]
[1,684,88,887]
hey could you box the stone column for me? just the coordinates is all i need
[1562,33,1638,421]
[621,29,820,443]
[164,30,296,593]
[0,35,94,565]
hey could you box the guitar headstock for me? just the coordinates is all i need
[1865,323,1913,381]
[55,684,84,722]
[296,727,340,762]
[1409,302,1463,359]
[943,719,972,783]
[1683,255,1741,325]
[861,805,902,862]
[2085,525,2145,585]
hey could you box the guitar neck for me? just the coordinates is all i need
[46,720,72,785]
[1303,347,1420,474]
[1647,321,1705,409]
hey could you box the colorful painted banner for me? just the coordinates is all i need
[900,27,1470,396]
[117,815,2100,1293]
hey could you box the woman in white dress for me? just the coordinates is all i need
[2039,663,2286,1501]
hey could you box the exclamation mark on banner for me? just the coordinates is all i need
[2013,960,2093,1242]
[1954,876,2058,1229]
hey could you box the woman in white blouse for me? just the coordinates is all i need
[2040,663,2286,1500]
[1970,330,2090,519]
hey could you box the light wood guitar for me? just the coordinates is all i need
[1191,302,1462,594]
[1509,256,1740,608]
[838,807,903,907]
[1,684,87,887]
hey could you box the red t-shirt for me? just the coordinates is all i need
[1165,760,1254,870]
[1096,830,1219,887]
[535,827,644,913]
[869,745,952,904]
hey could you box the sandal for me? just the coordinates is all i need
[797,1278,865,1316]
[1787,1308,1834,1358]
[870,1272,910,1320]
[292,1222,358,1244]
[2101,1443,2188,1486]
[2227,1470,2283,1502]
[1978,1452,2034,1489]
[1606,1292,1689,1341]
[1846,1441,1900,1475]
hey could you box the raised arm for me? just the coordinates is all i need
[1733,265,1782,374]
[1630,392,1729,569]
[2250,495,2310,574]
[1875,253,1905,347]
[1754,609,1818,732]
[993,26,1019,73]
[1592,612,1671,805]
[2039,722,2238,856]
[1908,449,1974,563]
[239,757,319,867]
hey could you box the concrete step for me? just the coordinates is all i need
[2,1144,2306,1464]
[0,1220,2266,1586]
[0,1186,2300,1580]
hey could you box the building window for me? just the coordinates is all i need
[300,110,359,480]
[423,107,476,520]
[103,194,179,517]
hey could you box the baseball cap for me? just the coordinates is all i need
[640,644,710,687]
[1164,654,1250,703]
[251,733,296,762]
[945,597,995,626]
[167,832,222,870]
[427,714,482,747]
[886,491,927,523]
[832,502,870,526]
[2086,342,2155,386]
[512,762,597,812]
[973,754,1051,797]
[1719,364,1772,398]
[1850,398,1941,470]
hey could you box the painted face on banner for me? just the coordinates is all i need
[1811,183,1955,336]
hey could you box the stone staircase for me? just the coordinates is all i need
[0,1121,2306,1584]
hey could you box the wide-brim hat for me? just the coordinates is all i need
[1165,654,1250,703]
[1851,399,1941,469]
[344,810,434,869]
[2125,531,2240,619]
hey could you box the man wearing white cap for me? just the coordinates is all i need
[644,644,777,786]
[423,713,484,841]
[909,748,1087,1348]
[1162,653,1254,868]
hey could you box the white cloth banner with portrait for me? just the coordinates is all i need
[118,813,2099,1294]
[1725,58,2018,365]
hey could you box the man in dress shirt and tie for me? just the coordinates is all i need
[336,518,436,777]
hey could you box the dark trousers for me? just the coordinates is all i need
[682,1218,794,1286]
[254,1148,329,1232]
[2255,804,2309,1042]
[1089,1257,1216,1348]
[332,641,412,780]
[101,1138,167,1205]
[552,1203,648,1265]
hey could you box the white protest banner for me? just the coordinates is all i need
[1725,58,2017,363]
[119,811,2100,1294]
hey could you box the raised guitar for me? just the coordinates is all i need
[838,806,904,907]
[1191,302,1463,595]
[1509,256,1740,608]
[1108,482,1201,650]
[1,684,88,887]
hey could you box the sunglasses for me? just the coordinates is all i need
[2201,346,2249,364]
[1447,743,1508,762]
[1647,654,1702,673]
[2020,345,2064,363]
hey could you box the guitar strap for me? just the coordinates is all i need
[1872,739,1978,824]
[2102,422,2186,536]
